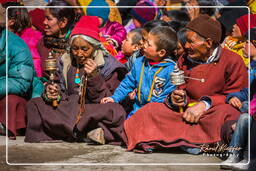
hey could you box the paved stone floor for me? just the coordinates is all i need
[0,136,228,171]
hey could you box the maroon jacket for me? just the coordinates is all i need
[178,47,248,108]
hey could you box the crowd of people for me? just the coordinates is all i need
[0,0,255,170]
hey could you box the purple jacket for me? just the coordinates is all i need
[100,20,127,49]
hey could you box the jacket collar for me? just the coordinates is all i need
[144,57,176,67]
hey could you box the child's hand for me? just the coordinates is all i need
[101,97,114,104]
[128,89,137,100]
[229,97,242,109]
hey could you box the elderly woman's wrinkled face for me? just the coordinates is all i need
[184,30,209,61]
[71,37,94,65]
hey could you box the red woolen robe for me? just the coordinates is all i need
[124,47,248,152]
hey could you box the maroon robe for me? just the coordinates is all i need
[124,48,248,152]
[0,95,27,138]
[25,56,128,144]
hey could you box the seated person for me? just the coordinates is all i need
[25,16,127,145]
[115,28,144,71]
[0,4,43,139]
[101,26,177,118]
[123,15,248,153]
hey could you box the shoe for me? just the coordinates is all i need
[220,154,240,170]
[87,128,105,145]
[0,123,6,135]
[232,159,249,171]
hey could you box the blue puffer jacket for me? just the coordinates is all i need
[0,29,44,99]
[111,56,176,117]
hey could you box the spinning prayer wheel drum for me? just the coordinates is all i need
[44,52,58,107]
[170,65,185,86]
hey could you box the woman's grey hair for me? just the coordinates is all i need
[69,35,108,55]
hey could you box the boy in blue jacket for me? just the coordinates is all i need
[101,26,177,118]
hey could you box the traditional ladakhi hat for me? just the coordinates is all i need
[236,14,256,36]
[186,14,222,43]
[70,15,100,41]
[86,0,110,26]
[130,1,157,25]
[28,8,45,33]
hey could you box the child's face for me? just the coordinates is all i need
[232,24,242,38]
[244,40,256,60]
[132,18,142,28]
[122,32,138,56]
[174,41,185,57]
[143,33,165,62]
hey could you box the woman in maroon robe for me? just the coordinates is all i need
[25,16,127,145]
[124,15,248,153]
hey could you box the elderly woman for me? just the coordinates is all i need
[25,16,127,145]
[124,15,248,153]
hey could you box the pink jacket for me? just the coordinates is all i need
[100,20,127,49]
[19,28,43,77]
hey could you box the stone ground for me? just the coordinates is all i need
[1,135,247,171]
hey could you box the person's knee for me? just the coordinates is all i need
[7,95,26,105]
[238,114,251,126]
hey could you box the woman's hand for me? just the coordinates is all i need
[45,83,60,100]
[182,101,206,124]
[101,97,115,104]
[84,59,98,77]
[171,89,186,107]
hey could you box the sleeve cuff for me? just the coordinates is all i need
[200,96,212,111]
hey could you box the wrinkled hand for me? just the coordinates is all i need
[183,101,206,124]
[45,83,60,100]
[101,97,115,104]
[84,59,98,77]
[229,97,242,109]
[171,89,186,107]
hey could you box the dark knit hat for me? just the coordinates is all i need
[86,0,110,26]
[130,1,156,25]
[29,8,45,33]
[186,15,222,43]
[218,8,248,33]
[71,15,100,41]
[236,14,256,36]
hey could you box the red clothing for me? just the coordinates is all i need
[0,95,27,138]
[124,48,248,152]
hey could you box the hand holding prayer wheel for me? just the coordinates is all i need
[44,52,60,107]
